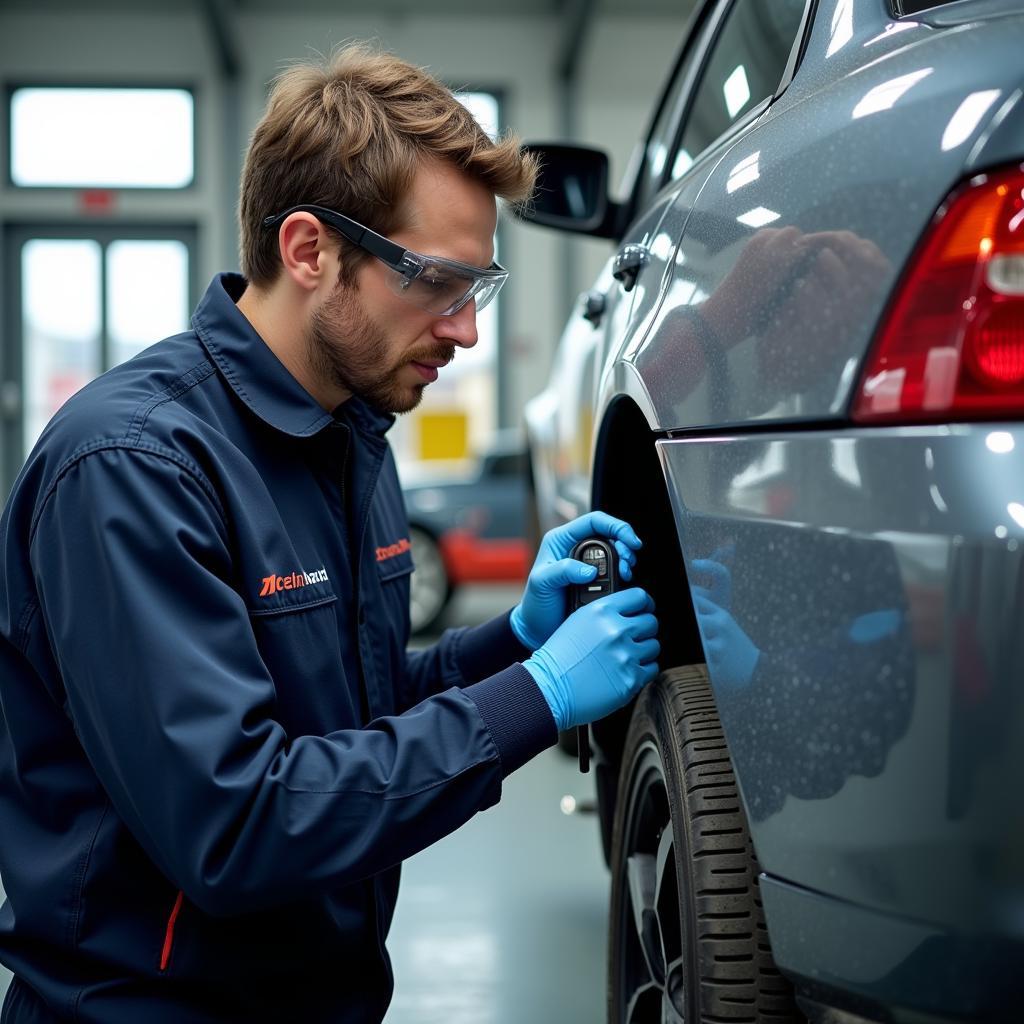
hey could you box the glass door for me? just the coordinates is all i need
[2,225,197,497]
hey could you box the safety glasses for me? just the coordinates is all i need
[263,204,507,316]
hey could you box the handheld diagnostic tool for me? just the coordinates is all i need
[569,537,622,773]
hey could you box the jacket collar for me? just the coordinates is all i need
[193,273,332,437]
[192,273,394,441]
[336,394,395,444]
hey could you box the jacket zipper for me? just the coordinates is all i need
[159,890,184,972]
[352,444,386,721]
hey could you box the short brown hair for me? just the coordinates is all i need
[239,43,537,287]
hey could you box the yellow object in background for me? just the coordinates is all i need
[417,411,469,460]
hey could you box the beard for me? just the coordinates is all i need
[306,282,454,415]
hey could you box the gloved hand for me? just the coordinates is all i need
[689,544,735,611]
[523,588,659,731]
[511,511,642,651]
[693,596,759,692]
[847,608,902,644]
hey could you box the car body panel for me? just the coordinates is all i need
[530,103,770,532]
[761,874,1024,1018]
[523,0,1024,1016]
[624,8,1024,434]
[659,422,1024,1008]
[658,424,1024,914]
[524,267,610,533]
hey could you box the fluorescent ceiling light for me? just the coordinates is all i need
[852,68,933,120]
[827,0,855,56]
[671,149,693,179]
[737,207,780,228]
[941,90,1001,151]
[727,151,760,193]
[723,65,751,120]
[986,431,1015,454]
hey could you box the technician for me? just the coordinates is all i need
[0,45,659,1023]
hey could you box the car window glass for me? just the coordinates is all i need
[633,4,717,212]
[898,0,957,12]
[673,0,806,178]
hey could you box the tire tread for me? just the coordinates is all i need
[608,665,804,1023]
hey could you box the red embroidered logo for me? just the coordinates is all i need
[376,538,411,563]
[259,567,329,597]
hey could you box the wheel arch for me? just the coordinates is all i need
[591,402,797,993]
[591,395,704,675]
[406,520,455,636]
[587,396,708,862]
[407,517,445,554]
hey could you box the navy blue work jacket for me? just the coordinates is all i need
[0,274,556,1023]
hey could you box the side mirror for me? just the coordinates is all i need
[515,143,622,239]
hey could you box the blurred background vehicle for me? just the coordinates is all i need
[402,431,531,634]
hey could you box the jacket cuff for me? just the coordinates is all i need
[454,610,534,685]
[463,663,558,777]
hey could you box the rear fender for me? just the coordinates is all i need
[587,397,706,863]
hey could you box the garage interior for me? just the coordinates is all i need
[0,0,694,1019]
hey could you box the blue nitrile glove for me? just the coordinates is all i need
[847,608,902,644]
[694,596,759,692]
[510,511,642,651]
[689,544,735,610]
[523,588,660,731]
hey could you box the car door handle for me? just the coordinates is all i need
[612,244,650,292]
[581,289,606,326]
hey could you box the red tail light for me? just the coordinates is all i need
[853,163,1024,422]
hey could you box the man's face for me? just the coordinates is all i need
[306,159,498,415]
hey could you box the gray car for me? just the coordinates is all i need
[519,1,1024,1021]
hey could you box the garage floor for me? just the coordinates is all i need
[0,585,611,1022]
[389,583,609,1023]
[385,736,608,1024]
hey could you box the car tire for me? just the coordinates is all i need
[408,525,453,635]
[607,664,802,1023]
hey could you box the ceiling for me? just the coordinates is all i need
[4,0,685,14]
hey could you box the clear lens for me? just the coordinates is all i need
[406,263,477,314]
[470,277,503,313]
[385,253,507,315]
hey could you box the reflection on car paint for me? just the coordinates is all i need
[661,427,1024,932]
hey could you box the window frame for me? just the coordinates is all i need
[5,81,200,192]
[891,0,958,15]
[776,0,819,101]
[1,221,200,496]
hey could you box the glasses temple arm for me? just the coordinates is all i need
[262,205,410,272]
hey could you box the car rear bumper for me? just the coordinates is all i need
[761,874,1024,1022]
[439,530,530,585]
[658,423,1024,1014]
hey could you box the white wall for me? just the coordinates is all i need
[0,6,689,427]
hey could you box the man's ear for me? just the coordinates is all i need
[277,213,338,292]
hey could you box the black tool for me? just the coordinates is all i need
[569,537,622,773]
